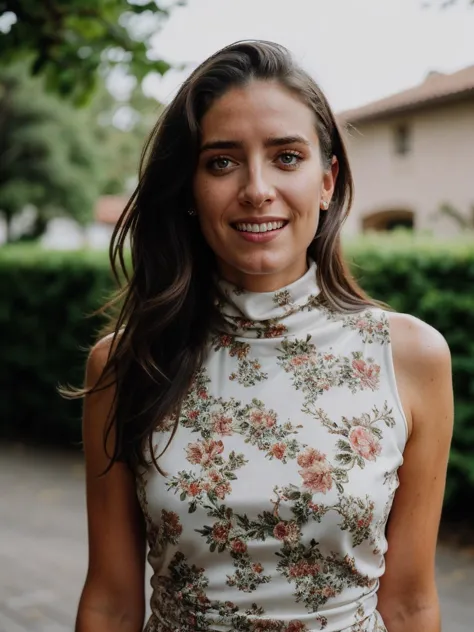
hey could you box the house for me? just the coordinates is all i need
[338,64,474,235]
[39,195,129,249]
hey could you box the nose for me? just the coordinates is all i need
[238,165,276,208]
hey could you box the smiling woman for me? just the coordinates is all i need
[193,82,337,290]
[69,41,453,632]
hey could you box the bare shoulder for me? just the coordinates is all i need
[388,312,451,374]
[387,312,453,438]
[86,332,119,387]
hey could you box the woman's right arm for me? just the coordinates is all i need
[76,339,146,632]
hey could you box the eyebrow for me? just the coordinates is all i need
[200,135,310,153]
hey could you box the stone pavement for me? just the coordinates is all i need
[0,442,473,632]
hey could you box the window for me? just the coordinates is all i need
[362,210,414,232]
[394,124,411,156]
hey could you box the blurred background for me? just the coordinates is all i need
[1,0,474,630]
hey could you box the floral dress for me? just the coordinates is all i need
[137,261,408,632]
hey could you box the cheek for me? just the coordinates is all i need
[194,176,229,224]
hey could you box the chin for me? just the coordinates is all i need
[233,253,285,276]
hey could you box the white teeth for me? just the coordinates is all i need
[235,221,285,233]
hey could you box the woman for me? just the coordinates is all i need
[75,41,453,632]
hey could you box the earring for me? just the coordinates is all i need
[320,200,329,210]
[188,207,197,216]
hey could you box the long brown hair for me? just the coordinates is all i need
[70,40,379,472]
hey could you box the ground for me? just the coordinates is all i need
[0,442,473,631]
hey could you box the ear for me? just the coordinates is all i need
[321,156,339,208]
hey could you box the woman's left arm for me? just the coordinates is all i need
[377,313,454,632]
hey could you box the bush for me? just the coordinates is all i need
[0,246,113,446]
[346,234,474,509]
[0,236,473,510]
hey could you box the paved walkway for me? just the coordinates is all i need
[0,442,473,631]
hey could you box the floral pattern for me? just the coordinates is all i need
[212,334,269,386]
[277,338,381,411]
[322,308,390,346]
[139,262,401,632]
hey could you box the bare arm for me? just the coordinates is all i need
[377,313,454,632]
[76,339,146,632]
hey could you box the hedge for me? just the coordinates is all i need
[1,236,473,510]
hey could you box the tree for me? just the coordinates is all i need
[85,81,162,195]
[0,63,103,242]
[0,0,183,104]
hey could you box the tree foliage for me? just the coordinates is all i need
[85,82,161,195]
[0,63,103,241]
[0,0,183,103]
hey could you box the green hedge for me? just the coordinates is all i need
[0,246,112,446]
[1,236,473,510]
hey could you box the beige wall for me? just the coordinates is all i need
[341,98,474,235]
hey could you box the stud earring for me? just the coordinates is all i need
[188,207,197,216]
[320,200,329,210]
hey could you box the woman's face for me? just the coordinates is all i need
[193,80,338,291]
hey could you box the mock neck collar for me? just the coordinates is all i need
[217,261,321,338]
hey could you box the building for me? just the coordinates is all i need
[39,195,128,249]
[339,64,474,235]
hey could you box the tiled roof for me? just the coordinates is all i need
[339,64,474,124]
[94,195,129,225]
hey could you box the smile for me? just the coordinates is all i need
[234,221,287,233]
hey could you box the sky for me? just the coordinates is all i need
[142,0,474,113]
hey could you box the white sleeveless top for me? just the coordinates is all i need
[137,262,407,632]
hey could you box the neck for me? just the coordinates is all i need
[217,257,309,293]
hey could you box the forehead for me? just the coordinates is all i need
[200,80,319,143]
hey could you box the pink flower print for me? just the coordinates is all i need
[188,481,202,497]
[264,411,277,428]
[249,409,265,426]
[289,560,320,577]
[219,334,233,348]
[299,460,333,494]
[273,521,300,544]
[252,562,263,573]
[237,319,253,330]
[212,522,230,543]
[271,443,287,460]
[212,413,233,436]
[296,447,326,468]
[186,442,203,464]
[285,521,301,544]
[355,319,368,332]
[201,439,224,466]
[208,469,221,483]
[265,323,288,338]
[186,439,224,467]
[198,389,208,399]
[352,358,380,390]
[231,538,247,554]
[322,586,336,599]
[187,409,199,421]
[286,622,308,632]
[290,354,310,366]
[349,426,382,461]
[273,522,289,541]
[214,481,231,499]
